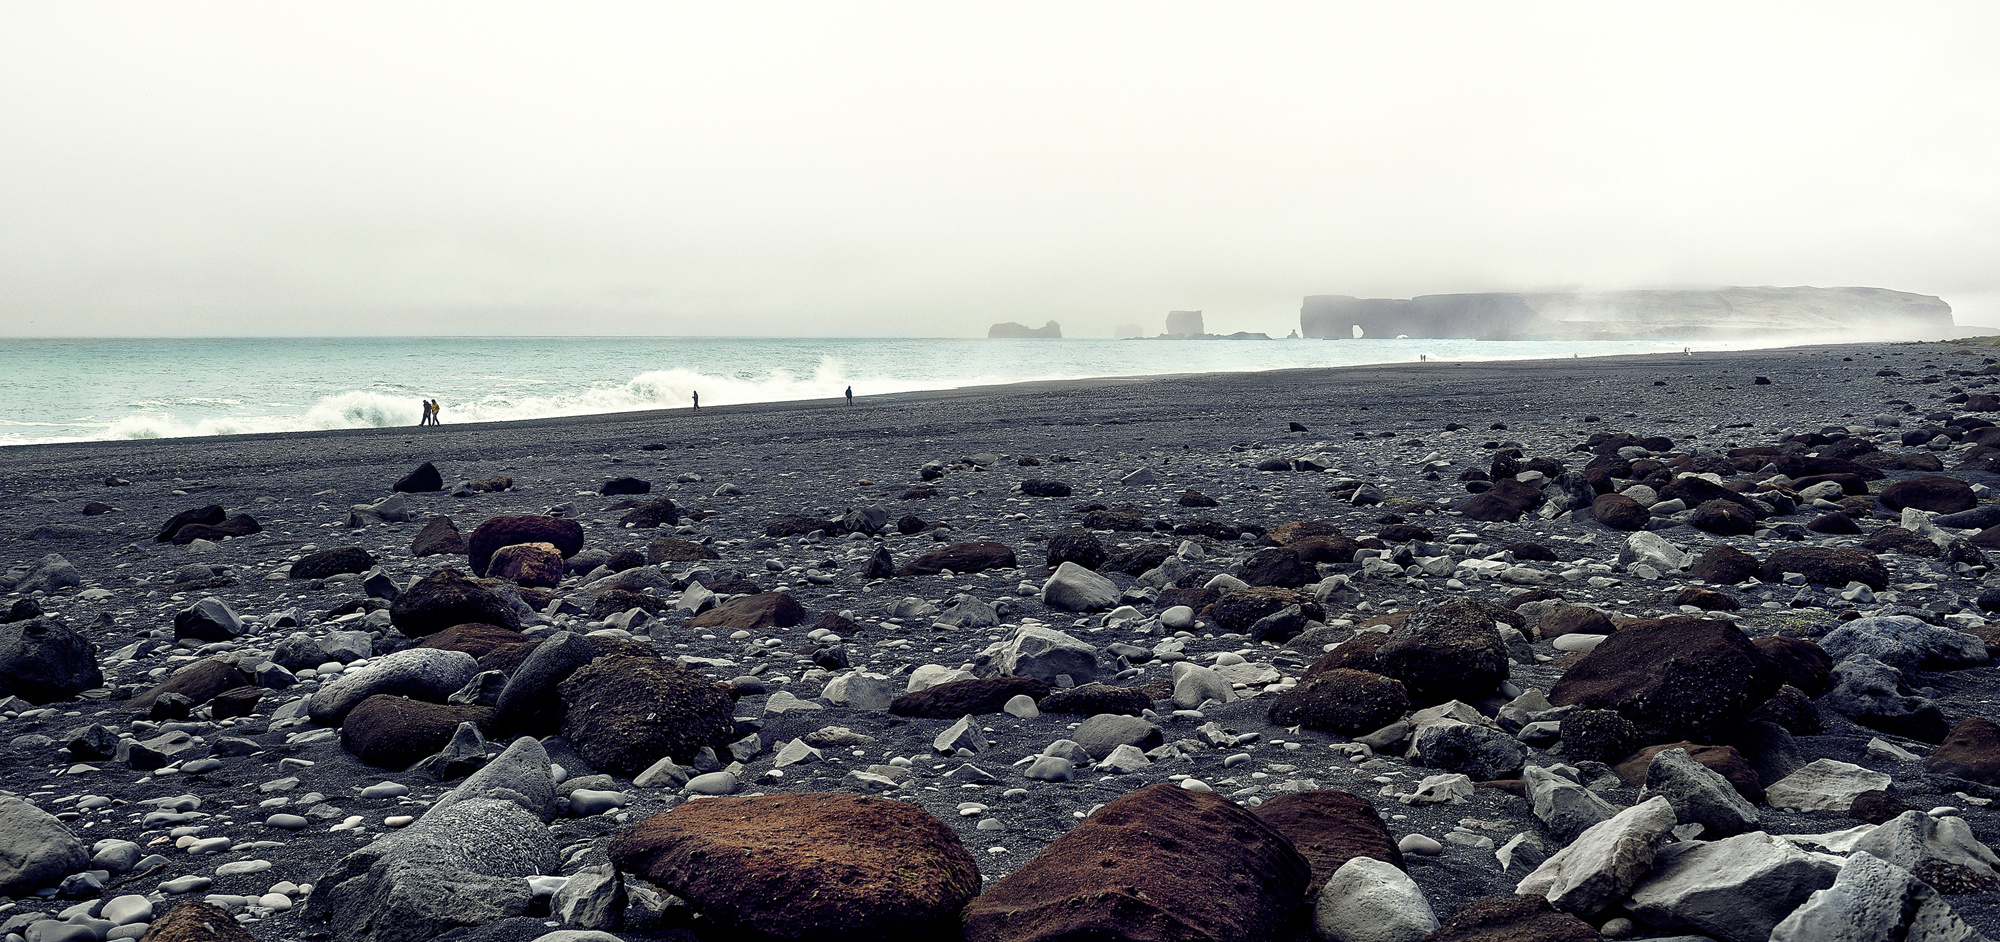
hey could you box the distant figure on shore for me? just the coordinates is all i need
[692,391,699,410]
[845,385,853,405]
[417,400,426,426]
[431,400,443,425]
[418,399,436,427]
[1419,354,1426,363]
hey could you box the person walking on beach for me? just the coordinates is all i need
[417,400,427,427]
[692,391,699,410]
[431,400,442,425]
[844,385,853,406]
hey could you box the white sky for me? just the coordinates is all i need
[2,2,1996,337]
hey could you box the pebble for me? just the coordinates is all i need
[358,782,409,799]
[1397,834,1443,855]
[215,859,271,877]
[159,876,213,894]
[384,815,414,828]
[264,813,309,830]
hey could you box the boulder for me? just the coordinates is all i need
[1041,562,1120,612]
[1250,790,1402,896]
[1928,716,2000,786]
[1239,547,1311,588]
[1548,617,1781,743]
[890,677,1050,718]
[410,516,467,556]
[1625,831,1839,942]
[1878,474,1977,513]
[1613,742,1764,803]
[1524,765,1620,845]
[306,798,558,942]
[1557,708,1641,765]
[688,593,805,631]
[1753,635,1834,695]
[393,461,445,493]
[466,516,584,577]
[1071,713,1164,760]
[1460,479,1543,522]
[1212,586,1323,634]
[1590,493,1650,530]
[171,513,263,543]
[141,900,259,941]
[961,783,1310,942]
[646,536,718,564]
[609,793,979,942]
[557,655,734,776]
[1637,747,1758,838]
[489,631,597,736]
[0,617,102,704]
[983,624,1101,686]
[487,542,565,588]
[128,658,250,714]
[411,623,529,659]
[154,504,225,543]
[290,547,376,579]
[1850,810,2000,884]
[390,568,522,637]
[896,541,1017,577]
[1417,896,1597,942]
[1044,528,1106,570]
[1822,654,1951,743]
[1536,605,1612,640]
[600,476,650,496]
[617,498,681,529]
[1036,683,1151,716]
[1265,669,1410,735]
[1313,856,1437,942]
[1764,758,1891,811]
[1514,796,1676,915]
[1408,721,1527,780]
[1770,851,1988,942]
[307,648,480,726]
[173,597,244,643]
[1689,499,1758,535]
[1376,598,1511,706]
[341,696,492,769]
[0,797,87,897]
[1758,546,1889,589]
[1819,614,1988,672]
[1689,544,1761,584]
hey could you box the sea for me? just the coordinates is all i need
[0,335,1746,447]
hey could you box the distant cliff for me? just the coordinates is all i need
[1300,287,1953,341]
[1165,310,1205,336]
[989,320,1062,339]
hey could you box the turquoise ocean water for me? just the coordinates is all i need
[0,335,1736,446]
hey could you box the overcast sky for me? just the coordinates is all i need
[3,3,1996,338]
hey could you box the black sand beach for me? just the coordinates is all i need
[6,340,2000,941]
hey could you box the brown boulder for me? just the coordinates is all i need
[1613,741,1763,803]
[1759,546,1889,590]
[1548,617,1782,744]
[339,696,491,769]
[648,536,719,564]
[289,547,375,579]
[895,541,1018,577]
[609,793,979,942]
[1689,499,1758,536]
[1674,586,1739,611]
[138,900,259,942]
[465,515,584,576]
[389,568,521,637]
[154,504,225,543]
[410,515,467,556]
[171,514,263,545]
[687,592,805,631]
[1927,717,2000,787]
[1590,493,1650,531]
[1251,790,1403,895]
[1212,586,1324,635]
[1266,669,1410,735]
[1878,474,1977,513]
[487,542,564,588]
[961,783,1310,942]
[1688,544,1760,585]
[1239,547,1311,588]
[1807,512,1864,535]
[1537,605,1613,640]
[1752,636,1834,695]
[1417,895,1598,942]
[413,623,530,659]
[1036,683,1151,716]
[617,497,681,529]
[209,686,264,719]
[1459,479,1543,522]
[891,676,1050,718]
[1303,632,1389,676]
[129,658,252,714]
[558,655,734,775]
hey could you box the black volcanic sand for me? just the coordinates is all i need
[3,340,2000,939]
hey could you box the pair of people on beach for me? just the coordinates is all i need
[418,399,441,426]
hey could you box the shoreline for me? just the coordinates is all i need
[0,339,1934,461]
